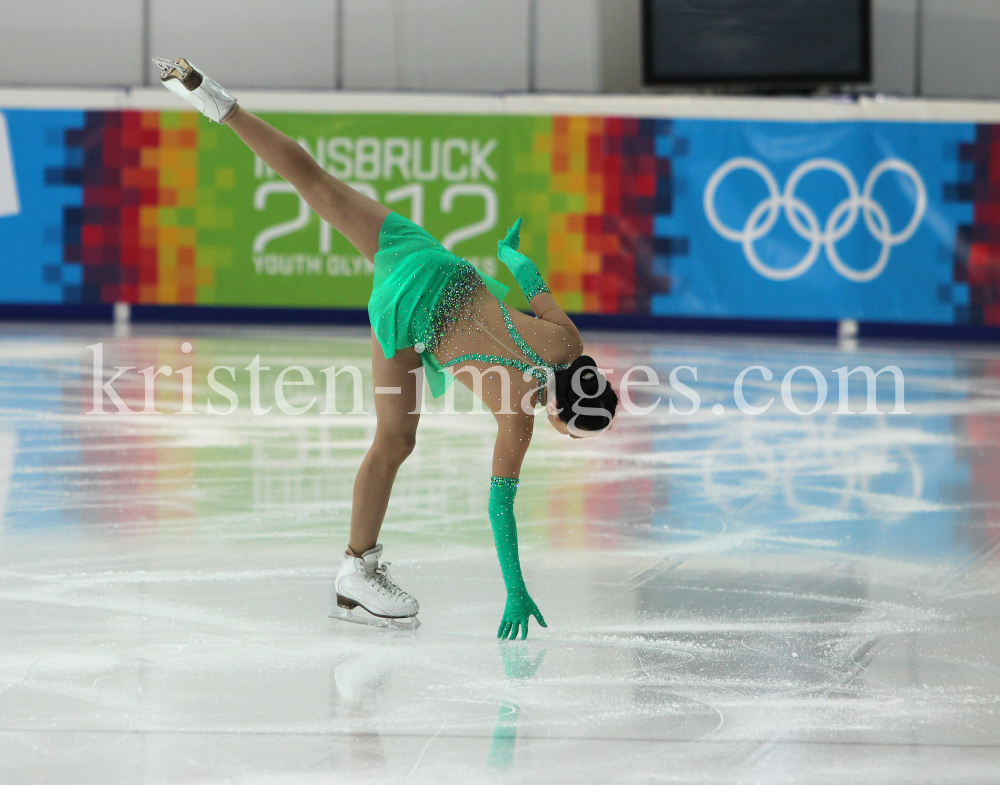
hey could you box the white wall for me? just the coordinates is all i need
[535,0,602,92]
[872,0,918,96]
[341,0,531,92]
[148,0,337,89]
[0,0,144,87]
[2,0,1000,99]
[923,0,1000,99]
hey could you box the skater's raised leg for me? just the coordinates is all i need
[154,57,388,261]
[225,107,390,261]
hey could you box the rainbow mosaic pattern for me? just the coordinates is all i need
[953,125,1000,325]
[533,117,680,315]
[32,110,689,316]
[43,110,233,305]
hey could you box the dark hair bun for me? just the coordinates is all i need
[553,355,618,433]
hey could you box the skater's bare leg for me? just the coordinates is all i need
[225,106,390,260]
[225,109,414,551]
[348,333,422,554]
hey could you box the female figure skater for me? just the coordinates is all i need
[154,59,619,639]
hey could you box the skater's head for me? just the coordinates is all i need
[547,355,618,438]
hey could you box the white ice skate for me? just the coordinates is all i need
[331,544,420,631]
[151,57,237,124]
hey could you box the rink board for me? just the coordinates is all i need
[0,100,998,326]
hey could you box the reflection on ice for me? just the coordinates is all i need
[0,324,998,783]
[488,645,546,771]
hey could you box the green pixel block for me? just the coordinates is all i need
[562,292,583,312]
[214,168,236,189]
[196,207,216,228]
[196,285,215,303]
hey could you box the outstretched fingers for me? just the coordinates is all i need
[499,608,547,641]
[498,618,525,641]
[501,218,523,250]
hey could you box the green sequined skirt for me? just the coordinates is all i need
[369,212,510,397]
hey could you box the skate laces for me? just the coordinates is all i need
[370,561,411,600]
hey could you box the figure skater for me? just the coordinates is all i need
[153,59,619,639]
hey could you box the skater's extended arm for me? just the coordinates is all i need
[490,476,546,641]
[498,219,583,357]
[491,417,546,640]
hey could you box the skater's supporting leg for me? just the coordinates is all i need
[348,333,423,555]
[225,107,390,261]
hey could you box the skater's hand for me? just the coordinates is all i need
[497,217,523,261]
[497,588,546,640]
[495,217,549,300]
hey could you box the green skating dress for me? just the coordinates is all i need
[369,211,512,398]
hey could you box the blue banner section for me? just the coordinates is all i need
[652,119,976,324]
[0,110,84,304]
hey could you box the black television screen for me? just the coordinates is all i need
[643,0,871,85]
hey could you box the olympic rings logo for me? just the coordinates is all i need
[703,157,927,282]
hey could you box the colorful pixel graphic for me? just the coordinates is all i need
[953,125,1000,324]
[43,111,233,305]
[539,116,678,314]
[0,107,992,326]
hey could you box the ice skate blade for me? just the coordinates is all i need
[330,607,420,631]
[151,57,204,90]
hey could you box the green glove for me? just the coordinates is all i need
[489,476,547,640]
[497,218,551,301]
[499,589,546,641]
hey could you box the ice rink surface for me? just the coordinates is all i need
[1,322,998,784]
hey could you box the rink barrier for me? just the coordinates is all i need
[128,304,372,326]
[4,88,1000,338]
[6,301,1000,343]
[0,303,113,321]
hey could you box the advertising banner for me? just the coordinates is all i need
[654,119,975,324]
[0,106,996,326]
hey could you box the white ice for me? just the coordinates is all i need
[0,322,998,783]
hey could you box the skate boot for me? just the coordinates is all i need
[151,58,237,124]
[331,544,420,630]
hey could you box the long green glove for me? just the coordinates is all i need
[489,476,547,640]
[497,218,551,301]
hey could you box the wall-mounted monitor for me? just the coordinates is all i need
[643,0,871,88]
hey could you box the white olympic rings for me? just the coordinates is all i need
[703,157,927,282]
